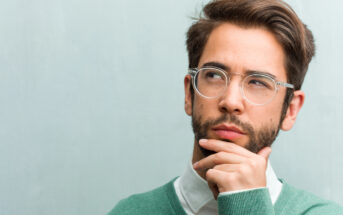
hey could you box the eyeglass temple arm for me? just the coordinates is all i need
[277,82,294,89]
[188,68,197,76]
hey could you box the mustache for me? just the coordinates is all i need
[205,114,254,135]
[192,113,256,157]
[192,111,281,155]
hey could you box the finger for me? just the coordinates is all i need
[199,139,255,158]
[193,152,245,170]
[205,168,238,193]
[213,163,240,172]
[257,147,272,161]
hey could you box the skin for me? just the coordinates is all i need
[183,23,305,199]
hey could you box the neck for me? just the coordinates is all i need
[191,140,207,179]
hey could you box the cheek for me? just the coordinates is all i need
[248,101,283,128]
[193,96,213,115]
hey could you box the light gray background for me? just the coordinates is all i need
[0,0,342,214]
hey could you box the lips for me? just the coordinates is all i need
[212,124,245,140]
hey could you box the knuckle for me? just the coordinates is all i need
[213,165,220,170]
[239,165,250,174]
[213,152,224,164]
[206,169,214,179]
[247,159,258,168]
[226,174,237,183]
[224,143,233,151]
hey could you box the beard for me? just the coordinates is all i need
[192,112,281,157]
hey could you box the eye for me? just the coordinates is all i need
[245,76,274,90]
[202,70,225,81]
[248,79,268,87]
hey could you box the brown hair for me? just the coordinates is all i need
[186,0,315,113]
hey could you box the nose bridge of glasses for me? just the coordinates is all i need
[226,72,246,88]
[221,72,244,99]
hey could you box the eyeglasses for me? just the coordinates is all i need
[188,66,294,106]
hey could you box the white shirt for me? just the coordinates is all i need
[173,161,282,215]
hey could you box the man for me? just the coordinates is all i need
[109,0,343,214]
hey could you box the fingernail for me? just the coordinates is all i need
[199,139,208,144]
[193,162,199,169]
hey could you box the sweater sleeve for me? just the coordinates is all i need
[302,202,343,215]
[217,188,275,215]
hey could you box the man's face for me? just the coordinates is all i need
[185,23,289,156]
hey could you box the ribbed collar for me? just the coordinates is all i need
[175,160,282,214]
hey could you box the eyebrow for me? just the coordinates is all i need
[201,61,276,79]
[201,62,228,71]
[246,70,276,79]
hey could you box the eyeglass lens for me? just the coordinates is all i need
[194,68,277,105]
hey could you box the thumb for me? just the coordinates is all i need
[257,147,272,160]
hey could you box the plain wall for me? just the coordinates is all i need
[0,0,342,214]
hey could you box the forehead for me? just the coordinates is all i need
[198,23,287,81]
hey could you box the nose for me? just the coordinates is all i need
[218,77,245,115]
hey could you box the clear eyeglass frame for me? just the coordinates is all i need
[188,66,294,106]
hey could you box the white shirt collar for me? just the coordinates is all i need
[178,161,217,213]
[174,160,282,214]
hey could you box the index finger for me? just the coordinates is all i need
[199,139,255,158]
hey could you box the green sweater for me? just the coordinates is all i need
[109,178,343,215]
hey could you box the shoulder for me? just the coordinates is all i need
[275,180,343,214]
[107,178,183,215]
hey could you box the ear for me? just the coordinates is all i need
[281,90,305,131]
[184,75,193,116]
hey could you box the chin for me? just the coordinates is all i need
[219,136,248,146]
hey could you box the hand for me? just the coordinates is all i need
[193,139,272,200]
